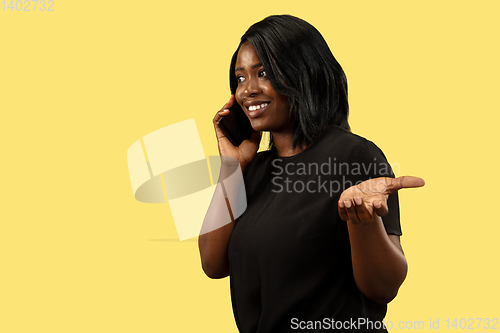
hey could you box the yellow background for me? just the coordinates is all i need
[1,1,499,332]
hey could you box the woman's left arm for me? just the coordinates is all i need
[338,176,425,304]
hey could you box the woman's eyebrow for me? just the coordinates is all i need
[235,63,263,72]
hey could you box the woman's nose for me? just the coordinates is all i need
[243,77,261,97]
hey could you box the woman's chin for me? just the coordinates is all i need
[249,119,266,132]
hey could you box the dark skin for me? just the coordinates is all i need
[198,42,425,304]
[338,176,424,303]
[198,94,258,279]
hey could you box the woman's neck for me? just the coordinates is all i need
[272,130,306,157]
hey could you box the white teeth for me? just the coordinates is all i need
[248,103,268,111]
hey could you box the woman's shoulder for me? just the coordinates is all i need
[323,126,395,175]
[311,125,384,158]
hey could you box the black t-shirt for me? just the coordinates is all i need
[228,125,400,333]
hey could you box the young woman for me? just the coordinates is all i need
[199,15,424,333]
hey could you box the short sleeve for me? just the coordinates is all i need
[344,139,402,235]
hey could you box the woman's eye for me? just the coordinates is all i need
[259,70,267,77]
[237,76,245,83]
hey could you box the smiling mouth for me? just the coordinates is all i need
[247,103,269,111]
[246,102,270,118]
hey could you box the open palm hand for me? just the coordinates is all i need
[338,176,425,224]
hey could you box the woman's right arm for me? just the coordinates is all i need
[198,95,259,279]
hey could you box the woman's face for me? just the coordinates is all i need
[234,42,292,133]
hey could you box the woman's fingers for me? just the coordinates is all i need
[338,197,374,224]
[337,175,424,223]
[220,94,236,114]
[213,95,237,137]
[213,95,235,124]
[213,97,238,156]
[213,109,227,125]
[373,200,389,217]
[384,176,425,194]
[338,201,349,221]
[216,108,230,121]
[353,197,373,223]
[344,199,360,224]
[213,111,228,138]
[339,195,392,223]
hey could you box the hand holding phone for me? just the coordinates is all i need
[213,95,260,172]
[218,102,253,147]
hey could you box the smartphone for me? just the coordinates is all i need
[218,103,253,146]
